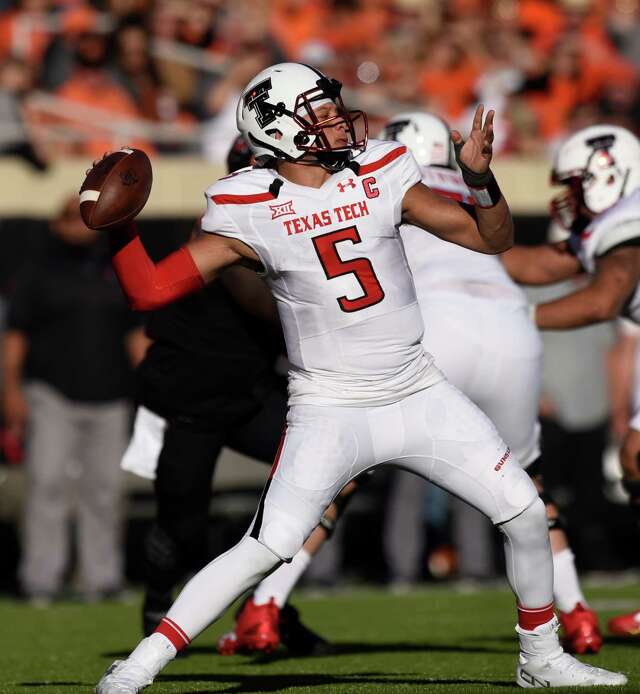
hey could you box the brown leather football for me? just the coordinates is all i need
[79,148,152,230]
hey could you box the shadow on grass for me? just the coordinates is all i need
[20,683,86,688]
[160,671,514,693]
[467,633,635,649]
[104,639,511,662]
[602,635,640,647]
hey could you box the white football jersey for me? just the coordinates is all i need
[401,166,527,306]
[201,139,443,406]
[575,187,640,323]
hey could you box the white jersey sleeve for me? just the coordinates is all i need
[593,219,640,258]
[200,169,279,274]
[577,188,640,272]
[576,188,640,324]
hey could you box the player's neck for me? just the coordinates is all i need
[275,160,332,189]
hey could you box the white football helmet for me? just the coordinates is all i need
[379,111,455,169]
[236,62,367,171]
[552,124,640,216]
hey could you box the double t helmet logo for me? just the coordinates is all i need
[244,78,279,129]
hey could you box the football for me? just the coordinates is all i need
[79,148,152,230]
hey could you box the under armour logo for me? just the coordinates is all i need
[337,179,356,193]
[270,200,296,220]
[519,668,550,688]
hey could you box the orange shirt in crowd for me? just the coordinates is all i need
[268,0,327,60]
[419,60,481,121]
[517,0,566,56]
[55,69,154,157]
[0,9,52,64]
[526,75,580,140]
[321,4,389,53]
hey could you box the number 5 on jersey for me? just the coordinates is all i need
[312,226,385,313]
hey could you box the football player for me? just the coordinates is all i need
[380,111,602,654]
[501,123,640,639]
[123,134,340,655]
[96,63,625,690]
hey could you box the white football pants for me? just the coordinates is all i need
[165,379,550,640]
[421,295,543,468]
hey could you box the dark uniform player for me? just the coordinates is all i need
[129,137,329,654]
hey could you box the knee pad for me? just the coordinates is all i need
[254,506,305,561]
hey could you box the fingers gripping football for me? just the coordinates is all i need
[79,148,152,230]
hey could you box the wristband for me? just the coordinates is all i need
[467,174,502,208]
[528,304,537,323]
[454,141,502,208]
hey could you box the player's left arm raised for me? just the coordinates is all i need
[534,246,640,329]
[402,105,513,254]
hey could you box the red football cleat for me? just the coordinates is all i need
[217,598,280,655]
[217,630,240,655]
[559,603,602,654]
[608,609,640,637]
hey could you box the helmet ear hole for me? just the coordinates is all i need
[266,128,283,141]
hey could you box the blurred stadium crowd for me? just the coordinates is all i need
[0,0,639,163]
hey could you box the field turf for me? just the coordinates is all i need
[1,582,638,694]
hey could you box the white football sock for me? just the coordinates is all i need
[253,548,311,607]
[498,498,554,608]
[165,535,280,639]
[552,548,587,613]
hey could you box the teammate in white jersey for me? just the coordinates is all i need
[502,123,640,639]
[381,111,602,653]
[95,64,625,690]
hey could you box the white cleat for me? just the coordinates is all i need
[516,617,627,688]
[95,633,177,694]
[517,652,628,688]
[95,659,153,694]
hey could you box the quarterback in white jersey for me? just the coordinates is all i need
[382,112,601,654]
[202,138,442,407]
[95,64,625,691]
[503,124,640,639]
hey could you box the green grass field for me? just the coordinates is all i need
[1,582,638,694]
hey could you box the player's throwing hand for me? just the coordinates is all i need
[451,104,495,175]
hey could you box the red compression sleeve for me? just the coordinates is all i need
[112,232,205,311]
